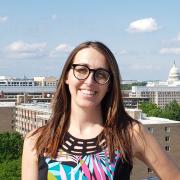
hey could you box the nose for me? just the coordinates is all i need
[84,72,95,84]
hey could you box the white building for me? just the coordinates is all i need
[131,62,180,108]
[0,76,57,102]
[15,102,51,136]
[0,76,34,86]
[0,76,58,87]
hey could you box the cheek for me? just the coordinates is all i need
[66,76,80,94]
[100,86,109,97]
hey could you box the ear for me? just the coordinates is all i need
[65,72,69,85]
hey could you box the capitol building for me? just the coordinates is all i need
[131,62,180,108]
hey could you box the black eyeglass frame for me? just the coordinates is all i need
[70,64,111,85]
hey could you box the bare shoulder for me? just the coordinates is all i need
[23,128,41,159]
[131,121,145,134]
[25,128,40,141]
[22,129,41,180]
[130,122,165,158]
[129,122,146,155]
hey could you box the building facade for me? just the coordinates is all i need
[15,103,51,136]
[131,62,180,108]
[122,90,150,109]
[0,102,16,132]
[0,76,57,103]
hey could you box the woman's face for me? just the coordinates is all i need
[65,47,109,109]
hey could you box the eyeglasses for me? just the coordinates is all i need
[71,64,111,85]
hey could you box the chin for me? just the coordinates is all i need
[77,100,100,109]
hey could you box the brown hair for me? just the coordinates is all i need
[32,41,138,165]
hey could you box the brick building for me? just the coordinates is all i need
[0,102,16,132]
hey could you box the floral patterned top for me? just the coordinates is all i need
[38,131,132,180]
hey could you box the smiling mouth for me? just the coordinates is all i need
[79,89,97,96]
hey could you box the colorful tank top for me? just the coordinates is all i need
[38,132,132,180]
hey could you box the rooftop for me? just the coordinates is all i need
[140,117,180,125]
[126,108,180,124]
[0,102,16,107]
[16,102,51,114]
[0,86,55,92]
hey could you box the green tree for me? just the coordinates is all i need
[0,132,23,179]
[0,158,21,180]
[161,100,180,121]
[139,100,180,121]
[139,102,162,117]
[121,84,132,90]
[121,82,147,90]
[0,132,23,163]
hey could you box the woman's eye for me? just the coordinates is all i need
[97,73,104,78]
[76,68,88,74]
[96,71,107,79]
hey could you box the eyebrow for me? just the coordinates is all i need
[75,63,108,70]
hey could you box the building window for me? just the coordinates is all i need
[148,127,154,133]
[165,136,170,142]
[148,168,153,173]
[165,127,170,133]
[165,146,170,152]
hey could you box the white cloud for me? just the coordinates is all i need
[0,16,8,23]
[55,44,73,52]
[160,48,180,55]
[5,41,47,58]
[49,43,74,57]
[127,18,159,33]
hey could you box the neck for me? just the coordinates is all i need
[68,104,104,138]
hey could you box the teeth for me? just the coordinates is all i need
[80,89,96,95]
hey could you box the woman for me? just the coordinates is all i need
[22,41,180,180]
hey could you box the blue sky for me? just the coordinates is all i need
[0,0,180,80]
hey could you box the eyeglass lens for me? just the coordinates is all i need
[72,65,110,84]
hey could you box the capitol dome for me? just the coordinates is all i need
[168,61,180,82]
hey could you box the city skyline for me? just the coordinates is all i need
[0,0,180,80]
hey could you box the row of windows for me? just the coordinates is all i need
[3,94,50,98]
[5,84,33,86]
[8,82,33,84]
[158,94,179,97]
[158,97,180,100]
[148,127,170,133]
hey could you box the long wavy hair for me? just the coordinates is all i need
[32,41,138,165]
